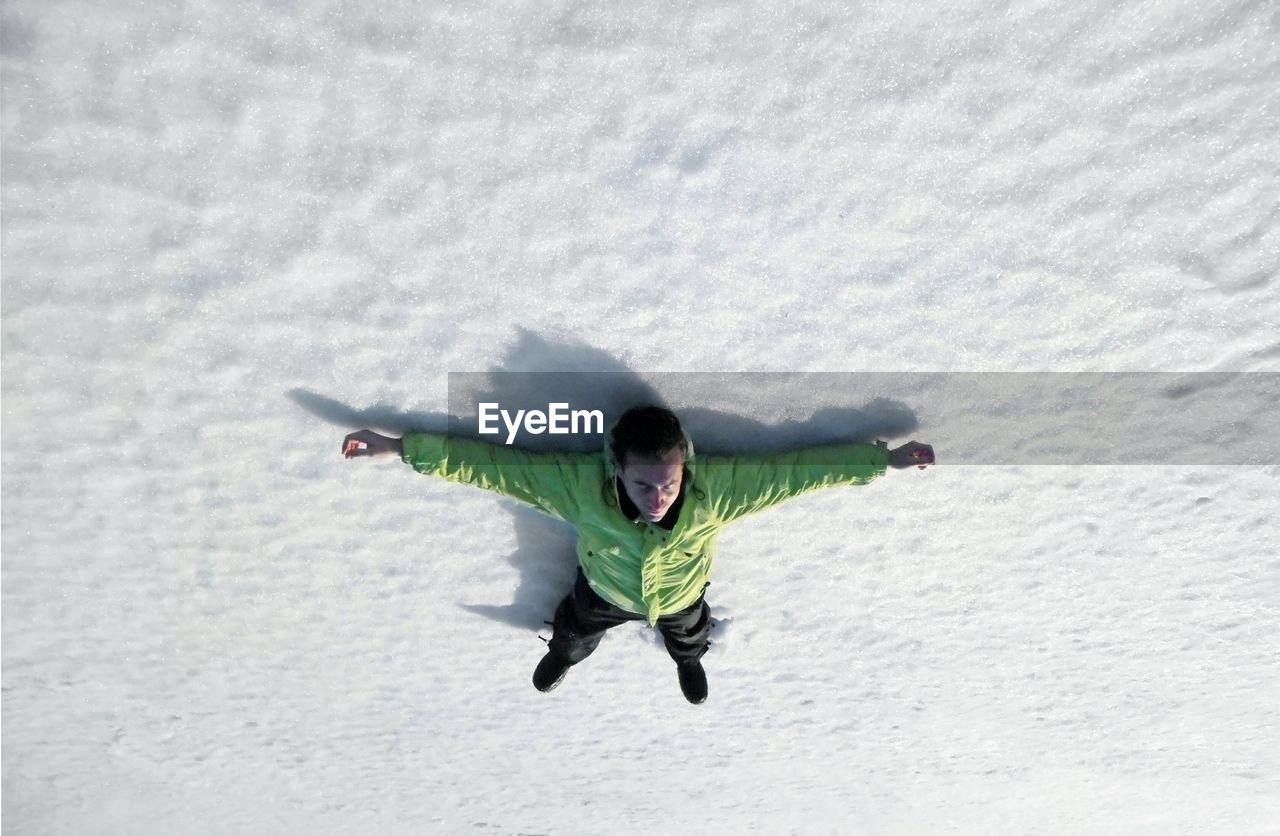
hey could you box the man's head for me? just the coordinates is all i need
[611,406,688,522]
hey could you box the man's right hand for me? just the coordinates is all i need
[342,430,404,459]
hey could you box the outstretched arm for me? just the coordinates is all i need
[342,428,594,521]
[700,439,934,523]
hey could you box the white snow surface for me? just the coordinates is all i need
[3,1,1279,834]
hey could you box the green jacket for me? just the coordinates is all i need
[401,430,889,625]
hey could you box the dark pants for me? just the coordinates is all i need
[547,569,711,666]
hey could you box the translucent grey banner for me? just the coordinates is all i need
[445,372,1280,465]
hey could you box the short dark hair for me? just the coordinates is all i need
[611,406,687,467]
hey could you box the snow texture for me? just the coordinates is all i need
[2,1,1278,834]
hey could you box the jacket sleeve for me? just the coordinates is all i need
[400,431,595,521]
[698,441,890,523]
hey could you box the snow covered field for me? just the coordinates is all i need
[3,1,1278,834]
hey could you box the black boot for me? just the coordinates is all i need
[676,660,707,704]
[532,652,570,693]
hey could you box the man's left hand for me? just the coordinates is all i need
[889,441,935,470]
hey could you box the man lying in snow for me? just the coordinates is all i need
[342,406,934,705]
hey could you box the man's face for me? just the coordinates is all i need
[618,447,685,522]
